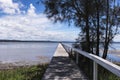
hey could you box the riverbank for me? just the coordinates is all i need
[108,50,120,56]
[107,50,120,63]
[0,60,49,70]
[99,49,120,63]
[0,64,48,80]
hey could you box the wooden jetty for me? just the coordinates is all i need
[42,43,88,80]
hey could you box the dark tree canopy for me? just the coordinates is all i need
[43,0,95,25]
[42,0,120,59]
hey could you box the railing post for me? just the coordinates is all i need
[93,61,98,80]
[69,48,72,58]
[76,53,79,64]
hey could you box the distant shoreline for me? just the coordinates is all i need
[1,40,120,43]
[0,40,75,43]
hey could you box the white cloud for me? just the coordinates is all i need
[27,4,36,16]
[0,0,23,14]
[0,3,79,41]
[0,14,79,41]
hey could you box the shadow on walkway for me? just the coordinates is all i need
[42,57,88,80]
[42,44,88,80]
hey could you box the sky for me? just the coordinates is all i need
[0,0,79,41]
[0,0,120,42]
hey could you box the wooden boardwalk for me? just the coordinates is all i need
[42,44,88,80]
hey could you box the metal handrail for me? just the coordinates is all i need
[62,43,120,80]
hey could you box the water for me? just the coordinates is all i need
[109,43,120,50]
[0,42,58,65]
[70,42,120,62]
[107,43,120,62]
[0,42,120,65]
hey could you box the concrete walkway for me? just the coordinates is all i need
[42,44,88,80]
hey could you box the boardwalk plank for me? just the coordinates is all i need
[42,44,88,80]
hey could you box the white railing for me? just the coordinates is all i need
[62,43,120,80]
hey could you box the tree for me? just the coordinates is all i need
[42,0,120,59]
[102,0,120,58]
[42,0,98,53]
[93,0,106,56]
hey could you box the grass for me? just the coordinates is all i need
[0,64,48,80]
[98,65,120,80]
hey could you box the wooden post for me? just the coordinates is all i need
[93,61,98,80]
[76,53,79,64]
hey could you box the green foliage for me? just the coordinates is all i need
[98,65,120,80]
[0,64,48,80]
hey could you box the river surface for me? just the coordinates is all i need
[0,42,120,66]
[66,43,120,62]
[0,42,58,65]
[105,43,120,62]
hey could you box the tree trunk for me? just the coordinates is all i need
[96,1,100,56]
[103,0,109,59]
[85,0,90,53]
[86,17,90,53]
[102,42,109,59]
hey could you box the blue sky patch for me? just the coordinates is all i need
[0,0,79,41]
